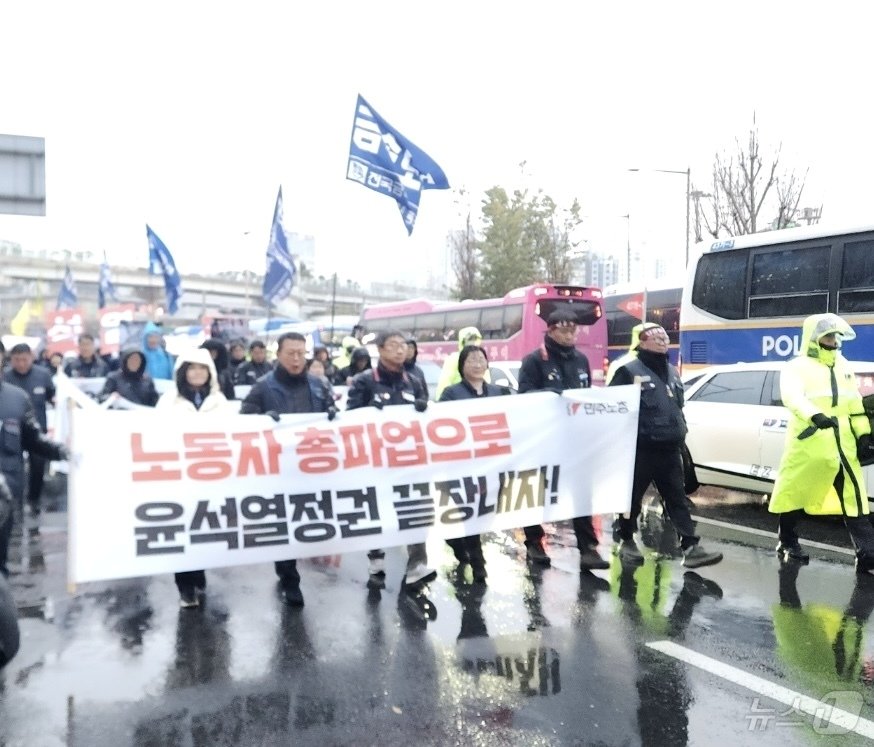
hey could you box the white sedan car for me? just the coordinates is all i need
[683,360,874,499]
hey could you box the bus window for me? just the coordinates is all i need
[840,239,874,313]
[414,312,445,342]
[502,303,524,337]
[749,245,829,318]
[536,299,601,326]
[692,251,749,319]
[445,308,482,340]
[479,306,504,340]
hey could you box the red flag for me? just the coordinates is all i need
[618,293,644,320]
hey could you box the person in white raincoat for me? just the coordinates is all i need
[769,313,874,571]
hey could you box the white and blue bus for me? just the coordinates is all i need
[680,223,874,369]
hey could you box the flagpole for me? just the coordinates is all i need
[329,272,337,346]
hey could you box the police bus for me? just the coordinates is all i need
[680,222,874,369]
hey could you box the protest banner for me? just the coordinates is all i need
[68,388,639,584]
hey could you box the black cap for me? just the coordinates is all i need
[546,309,578,328]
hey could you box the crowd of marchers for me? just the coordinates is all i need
[1,308,872,664]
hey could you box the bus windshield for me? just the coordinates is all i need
[680,224,874,368]
[360,283,607,383]
[604,282,682,365]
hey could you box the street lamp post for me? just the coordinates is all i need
[621,214,631,282]
[628,167,692,267]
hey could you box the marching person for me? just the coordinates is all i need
[63,333,108,378]
[517,308,609,570]
[769,313,874,571]
[336,346,372,386]
[436,326,487,399]
[346,330,435,590]
[98,345,160,408]
[3,343,56,516]
[227,339,248,383]
[403,338,429,399]
[234,340,273,385]
[200,338,237,400]
[142,322,174,381]
[156,347,234,608]
[439,344,511,582]
[312,346,337,384]
[240,332,336,606]
[0,341,67,577]
[609,324,722,569]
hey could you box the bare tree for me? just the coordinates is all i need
[450,211,481,300]
[705,123,809,236]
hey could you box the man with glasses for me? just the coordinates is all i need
[517,308,610,570]
[347,330,436,590]
[240,332,336,606]
[609,324,722,569]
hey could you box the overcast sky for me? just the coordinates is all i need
[2,1,873,287]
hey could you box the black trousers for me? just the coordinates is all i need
[174,570,206,592]
[446,535,485,567]
[27,453,47,509]
[275,559,299,586]
[524,516,599,551]
[778,509,874,559]
[616,446,698,548]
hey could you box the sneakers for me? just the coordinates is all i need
[279,582,304,607]
[682,543,723,569]
[525,541,552,567]
[579,547,610,571]
[776,542,810,564]
[618,540,645,566]
[405,564,437,587]
[178,587,199,609]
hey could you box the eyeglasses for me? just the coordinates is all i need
[382,341,408,351]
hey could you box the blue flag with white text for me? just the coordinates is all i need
[146,225,182,315]
[97,257,118,309]
[262,186,296,308]
[346,95,449,235]
[56,265,78,310]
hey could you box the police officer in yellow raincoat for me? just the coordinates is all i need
[769,313,874,571]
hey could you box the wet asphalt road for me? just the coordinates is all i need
[2,486,874,746]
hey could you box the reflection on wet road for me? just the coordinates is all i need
[3,500,874,745]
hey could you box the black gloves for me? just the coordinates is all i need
[371,396,384,410]
[265,410,281,422]
[414,398,428,413]
[57,445,69,462]
[327,406,338,422]
[858,434,874,464]
[811,413,837,430]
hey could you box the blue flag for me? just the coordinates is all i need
[346,95,449,234]
[56,265,78,310]
[146,225,182,315]
[97,256,118,309]
[262,186,296,308]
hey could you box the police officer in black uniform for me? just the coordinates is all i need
[3,343,56,516]
[0,340,67,576]
[608,324,722,569]
[517,308,610,571]
[239,332,336,606]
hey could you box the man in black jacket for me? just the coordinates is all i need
[63,334,108,378]
[609,324,721,569]
[240,332,335,606]
[0,341,67,576]
[234,340,273,385]
[347,330,435,590]
[3,343,56,516]
[517,308,609,571]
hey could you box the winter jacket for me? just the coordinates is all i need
[98,347,160,407]
[439,380,510,401]
[347,363,426,410]
[334,347,372,386]
[518,334,591,393]
[0,381,64,504]
[200,339,236,400]
[3,364,55,431]
[63,355,108,379]
[155,348,231,414]
[141,322,174,381]
[0,568,19,668]
[609,351,686,448]
[239,366,334,416]
[770,314,870,517]
[234,359,274,385]
[403,340,429,399]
